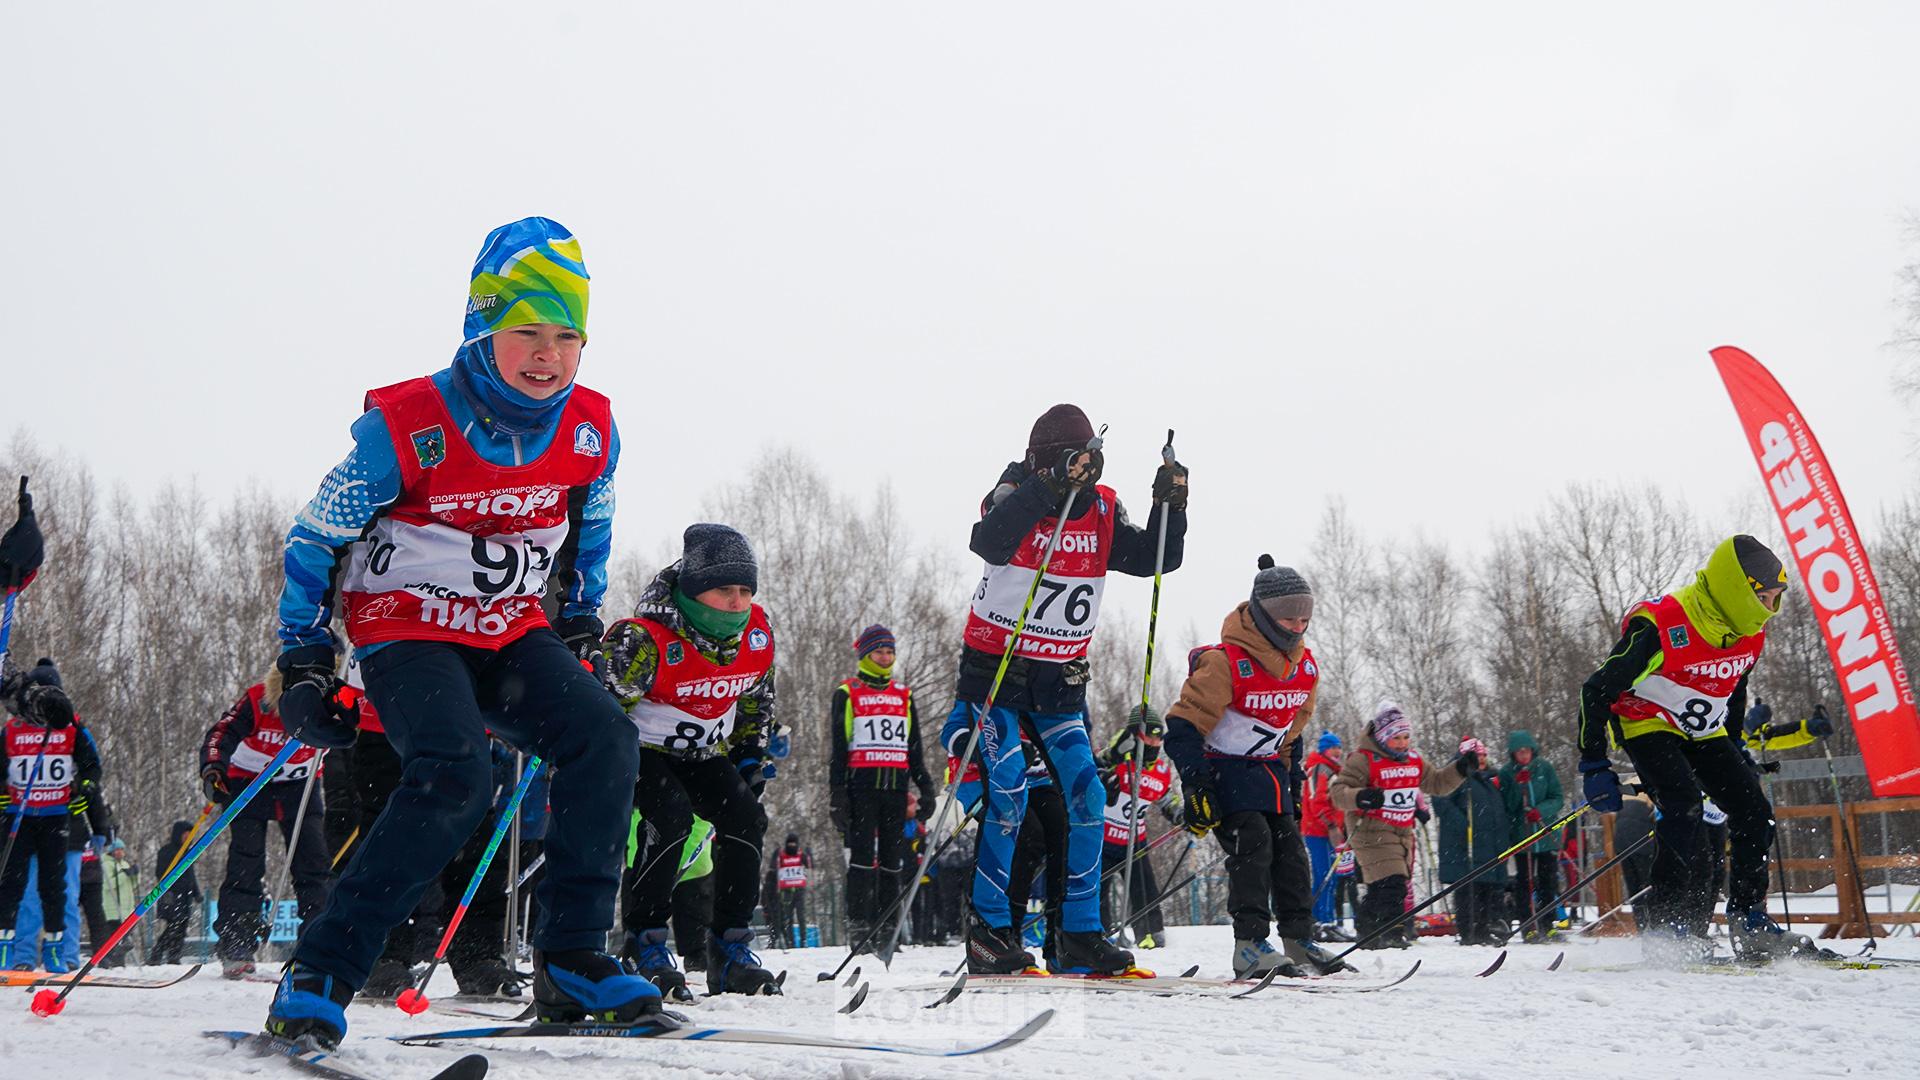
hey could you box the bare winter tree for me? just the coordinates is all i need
[1364,536,1482,750]
[1303,498,1378,740]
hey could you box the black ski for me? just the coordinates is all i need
[391,1009,1054,1058]
[3,963,203,990]
[208,1031,488,1080]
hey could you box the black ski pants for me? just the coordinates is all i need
[0,814,68,932]
[1217,810,1312,942]
[625,749,766,935]
[1100,839,1165,938]
[295,631,639,988]
[1007,784,1068,938]
[845,785,906,926]
[776,886,807,947]
[1621,731,1771,935]
[1454,881,1505,944]
[214,779,329,961]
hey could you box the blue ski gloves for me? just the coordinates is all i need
[276,645,357,750]
[1579,758,1623,814]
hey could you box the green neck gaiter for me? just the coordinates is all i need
[673,585,752,641]
[858,655,894,682]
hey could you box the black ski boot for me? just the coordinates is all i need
[452,956,532,998]
[532,948,663,1023]
[621,929,692,1001]
[360,957,414,999]
[1051,930,1135,976]
[708,928,782,996]
[966,915,1036,975]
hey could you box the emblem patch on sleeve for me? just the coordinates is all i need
[410,426,446,468]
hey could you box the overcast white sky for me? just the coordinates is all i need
[7,3,1920,665]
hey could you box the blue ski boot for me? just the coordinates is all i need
[264,963,355,1050]
[620,928,692,1002]
[1728,907,1816,964]
[708,928,781,995]
[533,948,663,1022]
[40,932,69,974]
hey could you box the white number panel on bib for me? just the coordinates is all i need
[345,517,567,606]
[8,753,74,795]
[1103,795,1150,843]
[1380,787,1420,813]
[630,701,735,754]
[849,714,911,767]
[1628,674,1731,738]
[1204,708,1292,759]
[777,863,807,886]
[969,568,1106,661]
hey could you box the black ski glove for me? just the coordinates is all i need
[276,645,356,750]
[1040,445,1103,496]
[0,476,44,590]
[1152,459,1189,512]
[552,613,607,676]
[1353,787,1386,811]
[1451,752,1476,777]
[200,768,231,806]
[1183,785,1221,836]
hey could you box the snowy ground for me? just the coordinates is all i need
[4,926,1918,1079]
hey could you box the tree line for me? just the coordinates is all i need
[5,431,1917,917]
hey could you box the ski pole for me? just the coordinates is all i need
[1820,718,1875,946]
[1328,802,1591,964]
[1121,428,1174,941]
[1578,884,1653,936]
[397,753,543,1015]
[1503,830,1656,944]
[504,750,524,962]
[259,760,322,948]
[159,802,218,887]
[31,738,306,1016]
[817,811,979,981]
[1753,701,1792,928]
[328,825,360,871]
[873,430,1104,968]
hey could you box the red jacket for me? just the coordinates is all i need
[1301,749,1345,839]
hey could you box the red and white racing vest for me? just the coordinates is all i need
[843,678,913,769]
[1357,748,1425,827]
[341,377,613,649]
[1103,757,1174,844]
[962,485,1118,663]
[1611,595,1767,740]
[4,719,78,817]
[228,685,321,784]
[621,610,775,752]
[1199,644,1317,759]
[776,851,808,889]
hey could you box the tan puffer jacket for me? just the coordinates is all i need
[1330,730,1465,883]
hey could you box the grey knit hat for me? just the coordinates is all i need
[678,523,758,596]
[1249,555,1312,650]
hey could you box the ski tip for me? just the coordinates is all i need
[925,971,968,1010]
[1474,950,1509,977]
[841,965,861,987]
[429,1054,490,1080]
[1231,964,1283,999]
[966,1009,1055,1055]
[838,982,871,1015]
[774,970,788,989]
[1179,964,1200,978]
[1547,951,1565,972]
[182,963,205,981]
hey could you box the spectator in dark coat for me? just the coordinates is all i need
[1499,729,1565,938]
[1435,738,1510,946]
